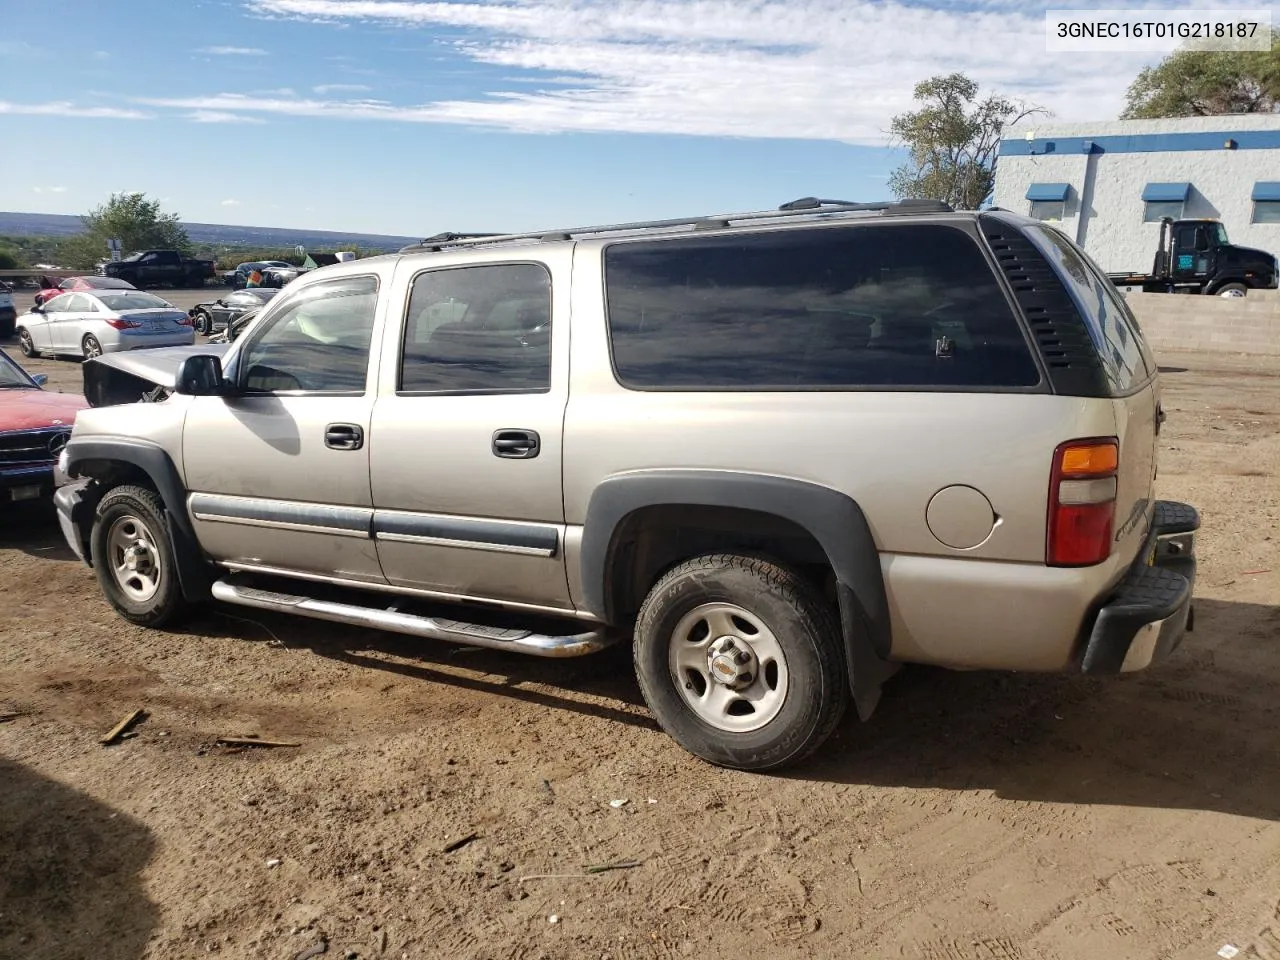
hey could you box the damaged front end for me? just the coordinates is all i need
[82,345,231,407]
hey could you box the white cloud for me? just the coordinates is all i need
[313,83,372,94]
[221,199,242,206]
[0,100,150,119]
[174,0,1258,142]
[255,87,297,96]
[188,109,267,124]
[93,50,111,60]
[32,186,69,194]
[200,45,268,55]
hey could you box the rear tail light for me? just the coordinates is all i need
[106,318,142,330]
[1047,438,1119,567]
[177,315,194,326]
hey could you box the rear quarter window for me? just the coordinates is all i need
[1025,225,1154,395]
[603,223,1041,391]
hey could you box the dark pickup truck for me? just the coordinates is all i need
[104,250,217,288]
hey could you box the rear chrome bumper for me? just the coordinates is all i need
[1080,500,1199,674]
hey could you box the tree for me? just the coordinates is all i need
[888,73,1046,211]
[60,193,191,269]
[1122,33,1280,118]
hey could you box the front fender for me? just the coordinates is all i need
[63,437,211,602]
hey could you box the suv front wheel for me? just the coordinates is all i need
[89,485,188,628]
[633,554,848,771]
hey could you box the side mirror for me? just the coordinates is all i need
[32,374,48,387]
[175,355,226,396]
[30,304,43,314]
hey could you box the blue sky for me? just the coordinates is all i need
[0,0,1262,237]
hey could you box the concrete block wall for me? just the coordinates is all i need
[1123,291,1280,356]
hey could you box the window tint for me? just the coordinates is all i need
[603,224,1040,390]
[1027,225,1151,393]
[400,263,551,394]
[64,294,93,313]
[239,276,378,394]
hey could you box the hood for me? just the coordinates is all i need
[83,344,231,407]
[0,389,88,430]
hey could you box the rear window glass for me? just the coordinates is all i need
[97,292,174,311]
[1026,225,1153,394]
[603,223,1040,390]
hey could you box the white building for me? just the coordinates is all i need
[992,115,1280,274]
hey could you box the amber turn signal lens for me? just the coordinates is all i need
[1059,443,1118,477]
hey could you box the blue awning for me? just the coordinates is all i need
[1026,182,1070,202]
[1141,182,1191,202]
[1252,181,1280,201]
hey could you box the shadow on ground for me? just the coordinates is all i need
[0,758,158,960]
[801,596,1280,823]
[185,590,1280,822]
[0,501,79,563]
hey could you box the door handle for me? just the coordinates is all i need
[492,428,540,459]
[325,423,364,451]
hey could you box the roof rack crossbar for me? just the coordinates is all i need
[399,197,955,253]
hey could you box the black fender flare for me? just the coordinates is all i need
[65,437,212,603]
[580,470,896,718]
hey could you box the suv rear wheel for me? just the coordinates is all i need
[633,554,848,771]
[90,485,188,628]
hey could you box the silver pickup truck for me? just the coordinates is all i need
[53,198,1199,771]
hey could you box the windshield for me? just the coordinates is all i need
[0,350,35,388]
[1213,222,1229,245]
[97,292,175,311]
[83,276,135,289]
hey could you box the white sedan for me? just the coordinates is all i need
[17,290,196,360]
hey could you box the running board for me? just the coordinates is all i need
[210,578,615,658]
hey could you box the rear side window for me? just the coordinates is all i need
[1027,225,1152,394]
[400,263,551,394]
[603,224,1040,390]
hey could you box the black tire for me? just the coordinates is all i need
[82,335,103,360]
[1215,282,1247,296]
[89,485,188,628]
[192,310,211,336]
[633,554,848,772]
[16,327,38,358]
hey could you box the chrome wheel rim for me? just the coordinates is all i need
[18,330,33,355]
[107,515,162,603]
[84,338,102,358]
[668,602,789,733]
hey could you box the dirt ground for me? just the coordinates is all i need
[2,319,1278,960]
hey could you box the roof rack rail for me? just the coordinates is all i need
[400,197,955,253]
[399,231,506,253]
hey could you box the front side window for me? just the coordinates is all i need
[604,224,1040,391]
[1027,225,1152,394]
[400,263,551,394]
[237,275,378,394]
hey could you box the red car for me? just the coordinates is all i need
[0,347,88,504]
[34,275,137,307]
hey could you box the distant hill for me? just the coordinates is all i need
[0,211,421,251]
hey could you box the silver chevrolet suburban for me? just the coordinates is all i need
[53,198,1199,771]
